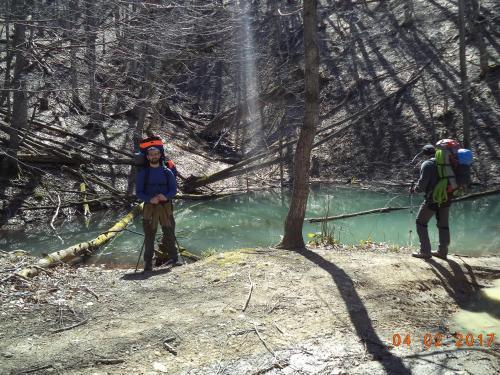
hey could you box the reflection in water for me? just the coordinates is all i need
[1,185,499,265]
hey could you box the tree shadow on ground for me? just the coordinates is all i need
[295,248,410,374]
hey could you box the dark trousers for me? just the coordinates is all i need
[143,202,177,269]
[415,201,450,255]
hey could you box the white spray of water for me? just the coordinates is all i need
[240,1,262,152]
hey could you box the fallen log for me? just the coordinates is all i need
[452,188,500,202]
[175,192,236,200]
[19,197,129,210]
[18,193,238,211]
[0,116,132,157]
[17,204,144,278]
[61,166,124,196]
[307,189,500,223]
[16,153,135,165]
[307,206,408,223]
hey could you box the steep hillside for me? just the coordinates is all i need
[0,0,498,228]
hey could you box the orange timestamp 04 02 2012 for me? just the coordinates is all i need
[390,332,495,350]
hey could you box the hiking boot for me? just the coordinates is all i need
[164,257,183,267]
[173,257,184,267]
[431,251,447,260]
[141,269,153,277]
[412,252,431,259]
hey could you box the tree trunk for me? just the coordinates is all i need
[70,0,83,112]
[10,0,30,153]
[469,0,489,77]
[278,0,319,250]
[132,42,155,152]
[85,0,101,128]
[0,1,12,111]
[457,0,471,149]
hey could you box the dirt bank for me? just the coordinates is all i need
[1,246,499,374]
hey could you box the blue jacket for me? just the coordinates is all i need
[136,166,177,203]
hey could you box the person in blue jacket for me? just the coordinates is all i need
[136,146,178,273]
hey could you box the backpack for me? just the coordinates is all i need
[432,139,473,205]
[134,135,178,192]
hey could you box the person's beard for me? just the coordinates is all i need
[149,158,161,167]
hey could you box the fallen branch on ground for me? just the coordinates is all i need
[94,358,125,365]
[253,323,278,359]
[82,285,99,300]
[19,365,53,374]
[242,274,254,312]
[51,319,88,334]
[163,342,177,355]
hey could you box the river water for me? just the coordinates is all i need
[1,185,499,265]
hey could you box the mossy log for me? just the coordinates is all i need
[17,204,144,278]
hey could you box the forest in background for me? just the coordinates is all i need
[0,0,499,229]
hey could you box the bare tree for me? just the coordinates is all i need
[278,0,319,250]
[69,0,84,112]
[457,0,471,149]
[469,0,489,78]
[84,0,101,129]
[10,0,30,153]
[0,0,11,111]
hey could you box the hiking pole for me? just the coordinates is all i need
[134,238,146,273]
[408,181,415,247]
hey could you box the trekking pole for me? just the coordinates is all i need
[134,238,146,273]
[408,181,415,247]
